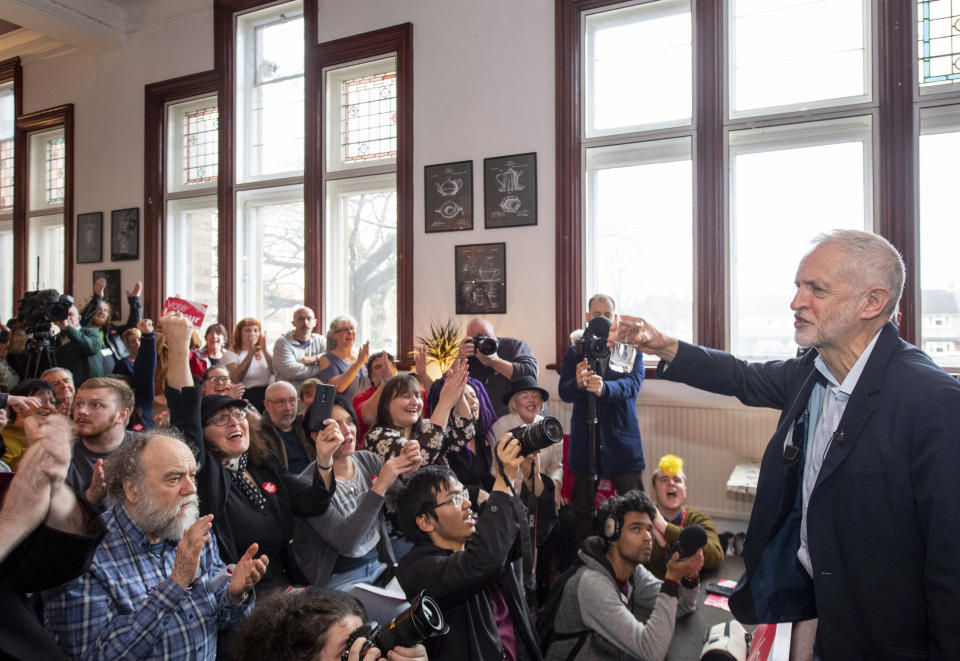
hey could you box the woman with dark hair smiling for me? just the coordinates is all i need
[191,322,228,377]
[163,314,339,594]
[427,375,498,495]
[293,394,420,591]
[366,359,472,467]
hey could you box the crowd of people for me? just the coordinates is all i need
[2,229,955,659]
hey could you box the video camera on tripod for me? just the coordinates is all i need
[575,315,612,482]
[15,289,74,378]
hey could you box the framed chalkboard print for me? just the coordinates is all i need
[455,242,506,314]
[425,160,473,233]
[93,269,123,322]
[76,212,103,264]
[483,152,536,229]
[111,207,139,261]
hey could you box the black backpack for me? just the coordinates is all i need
[535,560,590,659]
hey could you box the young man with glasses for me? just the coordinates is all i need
[396,435,556,661]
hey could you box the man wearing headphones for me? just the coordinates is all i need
[547,490,703,661]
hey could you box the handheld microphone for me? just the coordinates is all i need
[672,524,708,560]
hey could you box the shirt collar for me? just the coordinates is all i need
[113,502,173,552]
[814,329,882,396]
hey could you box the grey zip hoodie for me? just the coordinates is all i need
[547,536,698,661]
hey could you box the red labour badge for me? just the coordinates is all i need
[261,481,278,494]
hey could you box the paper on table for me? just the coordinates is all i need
[352,577,407,601]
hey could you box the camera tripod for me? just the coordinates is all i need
[23,333,57,380]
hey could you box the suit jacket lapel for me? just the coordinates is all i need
[813,323,897,491]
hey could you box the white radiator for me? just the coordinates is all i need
[548,392,779,521]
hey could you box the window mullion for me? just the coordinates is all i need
[693,0,725,350]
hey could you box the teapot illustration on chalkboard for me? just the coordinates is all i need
[435,177,462,197]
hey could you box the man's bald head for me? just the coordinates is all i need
[466,318,495,339]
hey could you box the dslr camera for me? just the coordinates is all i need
[509,415,563,456]
[472,333,498,356]
[341,591,448,660]
[576,326,609,362]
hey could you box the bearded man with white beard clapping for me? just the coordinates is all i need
[43,430,268,660]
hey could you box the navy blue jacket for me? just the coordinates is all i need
[558,344,645,477]
[658,323,960,659]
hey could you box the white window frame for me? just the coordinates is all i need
[235,1,305,185]
[727,114,875,355]
[582,0,693,138]
[726,0,873,120]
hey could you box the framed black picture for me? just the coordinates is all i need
[111,207,139,261]
[93,269,123,322]
[455,242,506,314]
[76,212,103,264]
[483,152,536,229]
[425,160,473,233]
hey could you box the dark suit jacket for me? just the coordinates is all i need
[658,323,960,659]
[0,504,105,661]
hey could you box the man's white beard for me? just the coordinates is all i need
[133,492,200,542]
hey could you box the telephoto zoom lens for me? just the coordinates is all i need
[509,416,563,456]
[373,591,448,651]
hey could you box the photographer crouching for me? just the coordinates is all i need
[558,294,646,544]
[395,431,557,661]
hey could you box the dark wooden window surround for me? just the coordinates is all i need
[13,100,73,300]
[144,1,413,362]
[554,0,928,369]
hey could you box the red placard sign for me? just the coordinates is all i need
[161,297,208,329]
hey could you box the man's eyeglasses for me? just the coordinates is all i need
[207,409,247,426]
[435,490,467,509]
[207,376,230,384]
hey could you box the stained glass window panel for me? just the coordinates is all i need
[45,138,65,205]
[0,140,12,210]
[0,82,12,212]
[918,0,960,85]
[341,72,397,163]
[184,106,218,185]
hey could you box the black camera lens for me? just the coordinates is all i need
[374,591,448,651]
[472,334,499,356]
[509,416,563,456]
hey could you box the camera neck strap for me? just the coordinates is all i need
[492,451,538,597]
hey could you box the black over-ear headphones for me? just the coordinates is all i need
[602,512,621,542]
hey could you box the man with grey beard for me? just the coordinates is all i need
[43,431,269,660]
